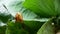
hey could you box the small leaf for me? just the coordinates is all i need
[37,19,55,34]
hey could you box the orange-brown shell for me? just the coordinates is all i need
[15,12,23,23]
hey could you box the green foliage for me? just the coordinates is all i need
[0,26,6,34]
[6,21,29,34]
[0,14,12,23]
[55,0,60,15]
[24,21,44,34]
[0,0,60,34]
[37,19,55,34]
[23,0,57,17]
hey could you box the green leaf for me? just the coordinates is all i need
[0,26,6,34]
[6,21,29,34]
[55,0,60,16]
[37,19,55,34]
[0,13,12,23]
[23,0,57,17]
[24,21,44,34]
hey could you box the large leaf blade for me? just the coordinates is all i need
[23,0,57,17]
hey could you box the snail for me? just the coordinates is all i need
[15,12,23,23]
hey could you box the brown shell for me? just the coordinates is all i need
[15,12,23,23]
